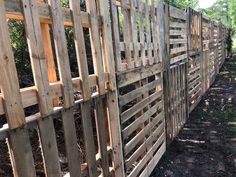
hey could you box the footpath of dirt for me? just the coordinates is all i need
[151,57,236,177]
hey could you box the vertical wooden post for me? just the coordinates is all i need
[100,0,125,176]
[40,24,60,106]
[186,7,191,118]
[86,0,106,94]
[44,0,83,176]
[199,12,204,97]
[0,1,36,177]
[20,0,63,176]
[158,2,171,143]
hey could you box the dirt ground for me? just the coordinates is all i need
[151,57,236,177]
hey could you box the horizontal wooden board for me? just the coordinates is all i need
[0,74,109,115]
[170,54,187,64]
[121,91,162,123]
[169,6,187,20]
[117,64,162,88]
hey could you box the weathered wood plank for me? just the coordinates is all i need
[69,0,91,101]
[145,0,153,65]
[121,0,132,69]
[81,101,99,177]
[0,0,25,129]
[117,64,162,88]
[98,0,117,90]
[169,6,186,20]
[127,127,165,177]
[106,91,125,177]
[130,0,140,67]
[86,0,106,94]
[94,98,110,177]
[21,0,62,176]
[41,23,59,106]
[47,1,82,177]
[5,0,91,27]
[121,91,162,123]
[119,79,161,106]
[7,128,36,177]
[122,101,163,139]
[0,74,109,115]
[138,0,146,65]
[110,0,122,71]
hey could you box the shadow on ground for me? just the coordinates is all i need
[151,57,236,177]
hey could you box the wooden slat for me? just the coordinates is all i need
[41,23,59,106]
[21,0,62,176]
[110,0,122,71]
[81,101,99,177]
[94,98,110,177]
[151,0,159,63]
[7,128,37,177]
[138,137,166,177]
[170,38,187,44]
[170,30,186,36]
[119,79,161,106]
[121,91,162,123]
[130,0,140,67]
[145,0,153,65]
[117,64,162,88]
[47,1,82,177]
[169,6,186,20]
[98,1,126,175]
[98,0,117,90]
[0,74,109,115]
[86,0,106,94]
[169,21,186,28]
[122,100,163,139]
[124,116,164,156]
[106,91,125,176]
[128,129,165,177]
[170,53,187,64]
[170,46,187,55]
[138,0,146,65]
[69,0,91,101]
[125,127,165,169]
[48,0,74,108]
[0,0,25,129]
[0,1,36,176]
[121,0,132,68]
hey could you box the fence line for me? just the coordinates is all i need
[0,0,228,177]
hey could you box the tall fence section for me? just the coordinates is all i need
[0,1,228,177]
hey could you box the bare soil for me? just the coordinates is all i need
[151,57,236,177]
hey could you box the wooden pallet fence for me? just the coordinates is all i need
[0,1,229,177]
[187,8,203,113]
[0,0,124,177]
[166,5,188,140]
[111,1,166,176]
[202,16,211,93]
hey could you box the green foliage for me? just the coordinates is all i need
[164,0,199,9]
[200,0,236,31]
[8,20,33,88]
[228,0,236,29]
[200,0,231,27]
[199,0,236,53]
